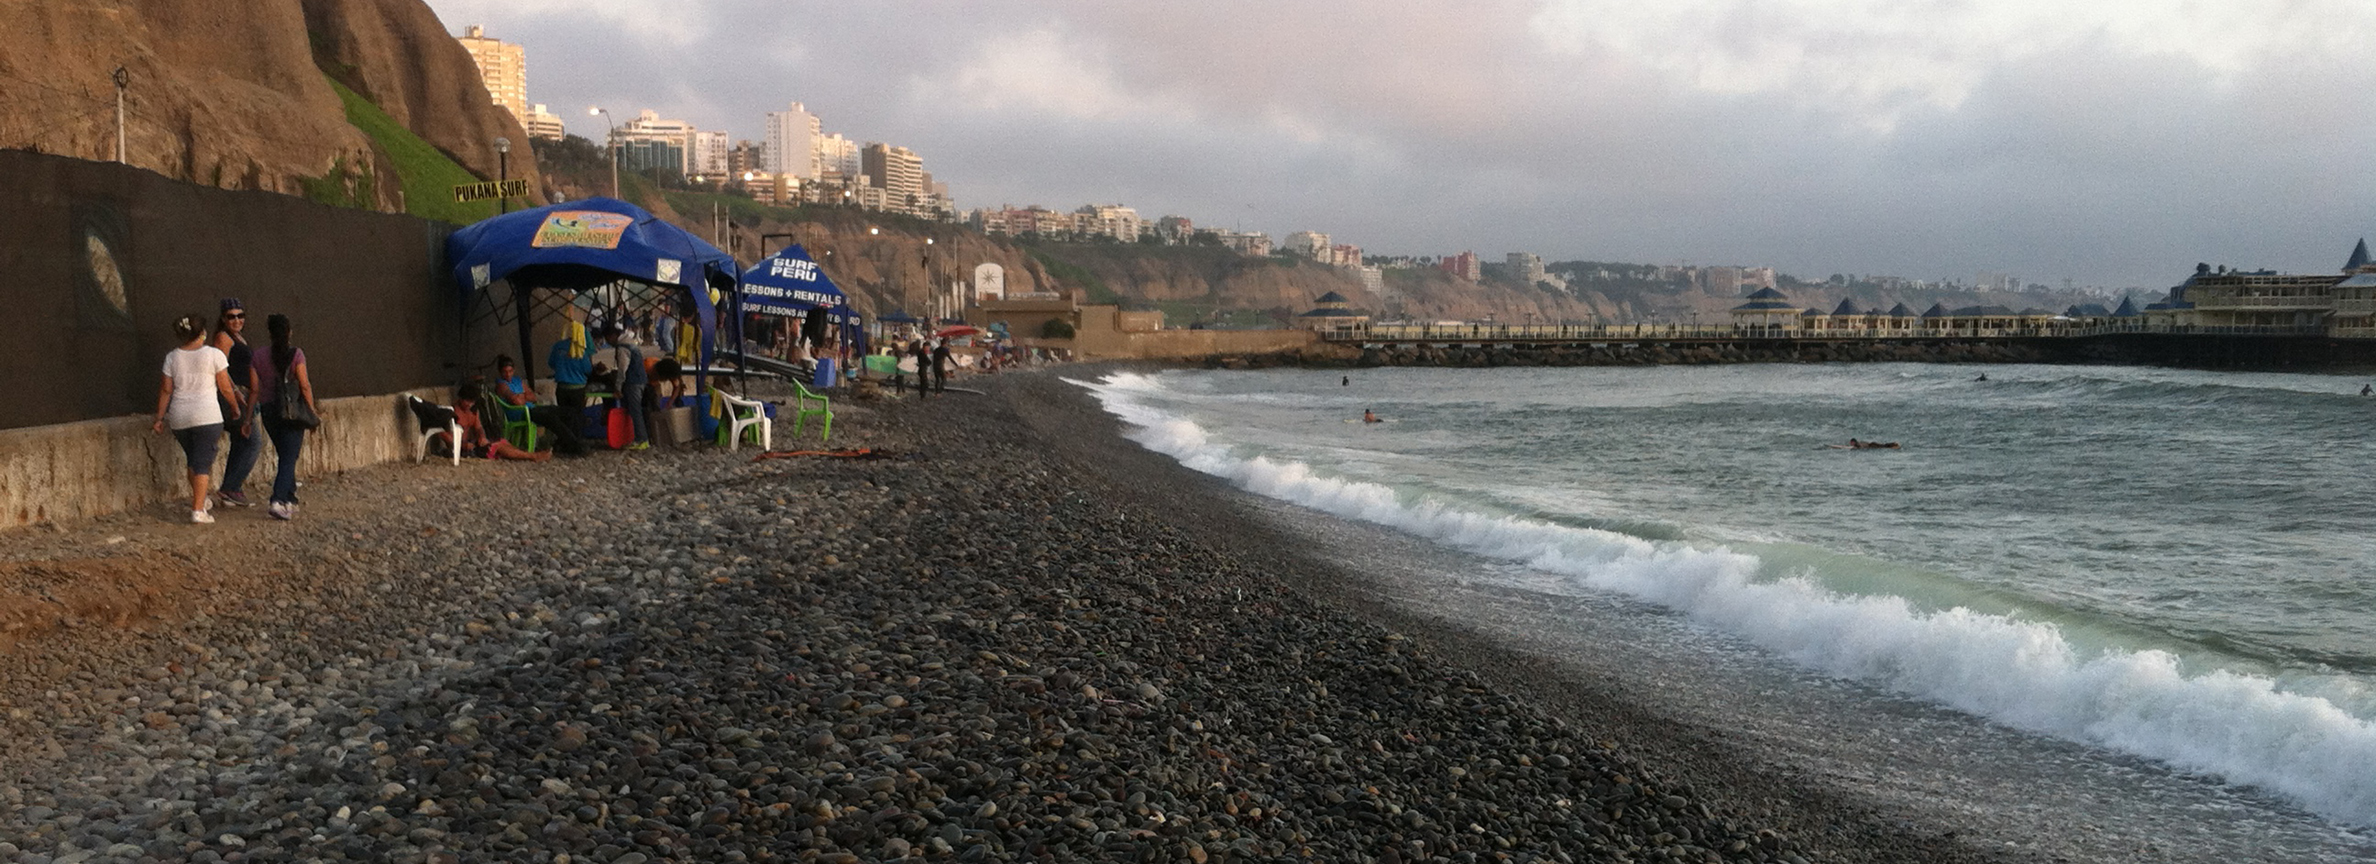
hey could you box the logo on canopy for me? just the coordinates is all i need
[767,257,821,281]
[531,211,633,249]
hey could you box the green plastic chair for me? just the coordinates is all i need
[792,382,833,443]
[494,399,539,452]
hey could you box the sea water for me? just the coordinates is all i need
[1080,363,2376,857]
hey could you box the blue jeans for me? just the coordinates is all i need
[262,414,306,504]
[219,410,262,494]
[621,382,649,443]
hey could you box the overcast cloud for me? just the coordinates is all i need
[421,0,2376,289]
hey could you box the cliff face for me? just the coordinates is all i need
[0,0,373,194]
[301,0,543,205]
[0,0,531,212]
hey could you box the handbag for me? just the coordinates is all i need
[274,353,321,430]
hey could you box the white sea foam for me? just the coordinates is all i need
[1078,371,2376,827]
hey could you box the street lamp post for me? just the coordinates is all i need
[111,67,128,164]
[588,106,616,198]
[493,136,510,213]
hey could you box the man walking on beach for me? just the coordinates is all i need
[931,339,952,394]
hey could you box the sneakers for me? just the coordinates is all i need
[218,490,253,508]
[267,501,295,521]
[190,509,214,524]
[626,441,651,451]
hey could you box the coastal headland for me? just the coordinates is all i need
[0,371,2026,864]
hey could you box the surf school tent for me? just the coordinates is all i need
[446,197,739,381]
[739,244,857,324]
[737,244,865,365]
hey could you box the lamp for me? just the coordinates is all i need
[589,106,616,198]
[493,136,510,213]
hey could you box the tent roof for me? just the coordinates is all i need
[446,197,736,296]
[740,244,855,320]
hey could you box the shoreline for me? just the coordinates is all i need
[0,368,2010,863]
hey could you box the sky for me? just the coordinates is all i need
[420,0,2376,290]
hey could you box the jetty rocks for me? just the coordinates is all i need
[0,373,1978,864]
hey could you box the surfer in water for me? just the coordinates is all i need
[2362,384,2371,396]
[1828,438,1901,450]
[1974,373,1989,382]
[1362,409,1382,424]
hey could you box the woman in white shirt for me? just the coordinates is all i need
[153,314,241,524]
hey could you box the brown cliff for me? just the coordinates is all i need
[0,0,534,213]
[301,0,544,205]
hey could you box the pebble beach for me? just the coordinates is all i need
[0,368,2003,864]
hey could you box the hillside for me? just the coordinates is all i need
[0,0,540,219]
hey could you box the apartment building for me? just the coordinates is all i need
[456,25,526,122]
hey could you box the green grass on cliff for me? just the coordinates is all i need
[325,78,496,225]
[1022,248,1121,304]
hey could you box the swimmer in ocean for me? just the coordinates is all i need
[1362,409,1382,424]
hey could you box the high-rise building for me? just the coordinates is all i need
[816,134,860,178]
[456,25,527,122]
[764,103,822,179]
[615,109,696,173]
[862,143,925,214]
[1507,252,1546,286]
[523,104,565,140]
[728,140,764,176]
[1440,251,1481,282]
[691,130,730,176]
[1285,231,1332,260]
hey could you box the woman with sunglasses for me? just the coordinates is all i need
[209,299,263,508]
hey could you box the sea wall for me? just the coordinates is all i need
[1068,327,1324,360]
[0,387,450,527]
[1350,339,2055,368]
[4,150,466,431]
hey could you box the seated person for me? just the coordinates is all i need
[490,354,589,456]
[453,386,551,461]
[651,357,686,404]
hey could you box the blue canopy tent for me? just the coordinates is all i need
[445,197,739,388]
[737,244,867,378]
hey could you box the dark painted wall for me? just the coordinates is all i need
[4,150,470,429]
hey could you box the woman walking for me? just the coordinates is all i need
[210,298,263,508]
[153,314,240,524]
[251,314,318,520]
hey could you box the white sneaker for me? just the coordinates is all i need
[268,501,294,521]
[191,509,214,524]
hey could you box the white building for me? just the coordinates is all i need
[690,130,730,176]
[1285,231,1332,260]
[816,133,860,178]
[522,103,565,140]
[1507,252,1545,286]
[764,102,823,179]
[615,109,696,173]
[1076,204,1142,242]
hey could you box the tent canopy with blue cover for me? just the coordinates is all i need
[739,244,857,324]
[445,197,739,380]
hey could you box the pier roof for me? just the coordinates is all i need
[2348,239,2369,272]
[1920,303,1949,318]
[1886,303,1915,317]
[1831,299,1862,315]
[2112,297,2140,317]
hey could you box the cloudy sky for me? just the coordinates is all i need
[422,0,2376,290]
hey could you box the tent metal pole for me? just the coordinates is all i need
[516,286,537,382]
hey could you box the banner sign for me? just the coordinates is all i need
[451,178,531,203]
[530,211,633,249]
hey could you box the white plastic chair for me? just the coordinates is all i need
[405,395,462,465]
[715,389,771,451]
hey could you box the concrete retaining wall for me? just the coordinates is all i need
[1071,328,1318,360]
[0,387,448,528]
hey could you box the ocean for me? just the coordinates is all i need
[1080,363,2376,861]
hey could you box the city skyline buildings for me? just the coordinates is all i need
[412,1,2376,291]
